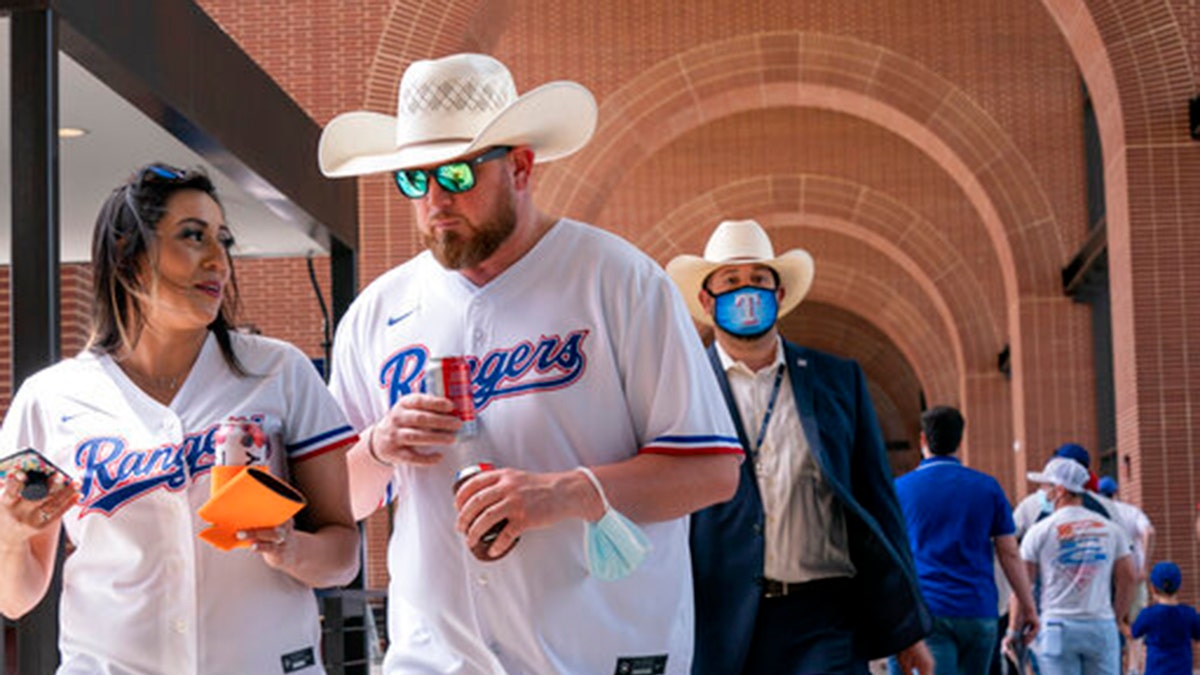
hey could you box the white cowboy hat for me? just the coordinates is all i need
[666,220,815,325]
[318,53,597,177]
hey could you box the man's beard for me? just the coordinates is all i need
[423,192,517,270]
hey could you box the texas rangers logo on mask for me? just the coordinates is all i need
[72,414,268,516]
[379,330,590,410]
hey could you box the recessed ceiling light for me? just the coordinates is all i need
[58,127,88,138]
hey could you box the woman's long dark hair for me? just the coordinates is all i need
[87,163,246,375]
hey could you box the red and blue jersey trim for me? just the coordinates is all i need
[288,425,358,463]
[640,434,744,456]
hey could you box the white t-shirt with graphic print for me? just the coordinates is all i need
[1020,504,1131,620]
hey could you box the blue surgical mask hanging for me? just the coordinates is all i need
[577,467,652,582]
[711,286,778,338]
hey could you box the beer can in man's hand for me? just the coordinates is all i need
[424,356,478,438]
[452,462,518,561]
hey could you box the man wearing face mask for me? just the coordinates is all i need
[1010,458,1135,675]
[1012,443,1111,541]
[668,220,933,675]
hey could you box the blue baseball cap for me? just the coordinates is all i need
[1151,561,1182,594]
[1054,443,1090,468]
[1097,476,1118,497]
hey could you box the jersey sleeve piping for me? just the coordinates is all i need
[639,434,744,456]
[287,425,358,462]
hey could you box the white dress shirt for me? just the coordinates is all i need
[716,339,855,583]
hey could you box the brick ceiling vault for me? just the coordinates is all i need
[543,32,1067,297]
[361,1,508,112]
[340,16,1073,483]
[532,32,1083,481]
[635,173,1007,389]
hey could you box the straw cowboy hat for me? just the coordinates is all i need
[666,220,815,325]
[318,53,597,177]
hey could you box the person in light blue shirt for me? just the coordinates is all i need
[892,405,1038,675]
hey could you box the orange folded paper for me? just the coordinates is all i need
[197,466,307,551]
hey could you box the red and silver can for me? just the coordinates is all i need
[424,356,478,438]
[213,418,269,467]
[452,462,517,561]
[210,418,269,492]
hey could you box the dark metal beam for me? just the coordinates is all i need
[9,7,60,390]
[331,237,357,332]
[27,0,357,251]
[10,9,62,671]
[0,1,50,13]
[1062,218,1107,298]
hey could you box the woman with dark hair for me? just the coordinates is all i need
[0,163,359,674]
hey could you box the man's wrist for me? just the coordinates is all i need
[572,467,608,522]
[364,424,391,467]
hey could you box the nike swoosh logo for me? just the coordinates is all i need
[61,412,89,424]
[387,309,416,327]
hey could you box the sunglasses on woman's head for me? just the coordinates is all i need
[392,146,513,199]
[123,164,189,227]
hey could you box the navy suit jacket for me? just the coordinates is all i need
[690,340,931,674]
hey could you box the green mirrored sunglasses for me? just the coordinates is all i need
[393,146,513,199]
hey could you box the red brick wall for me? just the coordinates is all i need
[61,265,94,359]
[0,264,94,409]
[0,258,329,397]
[232,256,333,359]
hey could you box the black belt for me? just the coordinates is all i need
[760,578,802,599]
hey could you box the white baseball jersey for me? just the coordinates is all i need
[329,219,741,675]
[0,332,358,675]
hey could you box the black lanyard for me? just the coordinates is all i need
[747,365,786,460]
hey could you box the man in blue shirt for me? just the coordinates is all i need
[893,406,1039,674]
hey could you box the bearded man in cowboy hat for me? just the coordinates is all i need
[319,54,742,674]
[667,220,933,675]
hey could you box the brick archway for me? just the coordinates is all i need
[531,32,1092,490]
[543,32,1066,296]
[1039,0,1200,572]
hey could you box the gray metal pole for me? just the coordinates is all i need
[10,6,62,673]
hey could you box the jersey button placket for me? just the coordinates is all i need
[464,299,497,657]
[168,410,198,672]
[466,563,499,659]
[466,299,488,353]
[174,495,200,674]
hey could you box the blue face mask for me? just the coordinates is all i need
[1037,487,1053,514]
[578,468,652,582]
[711,286,778,338]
